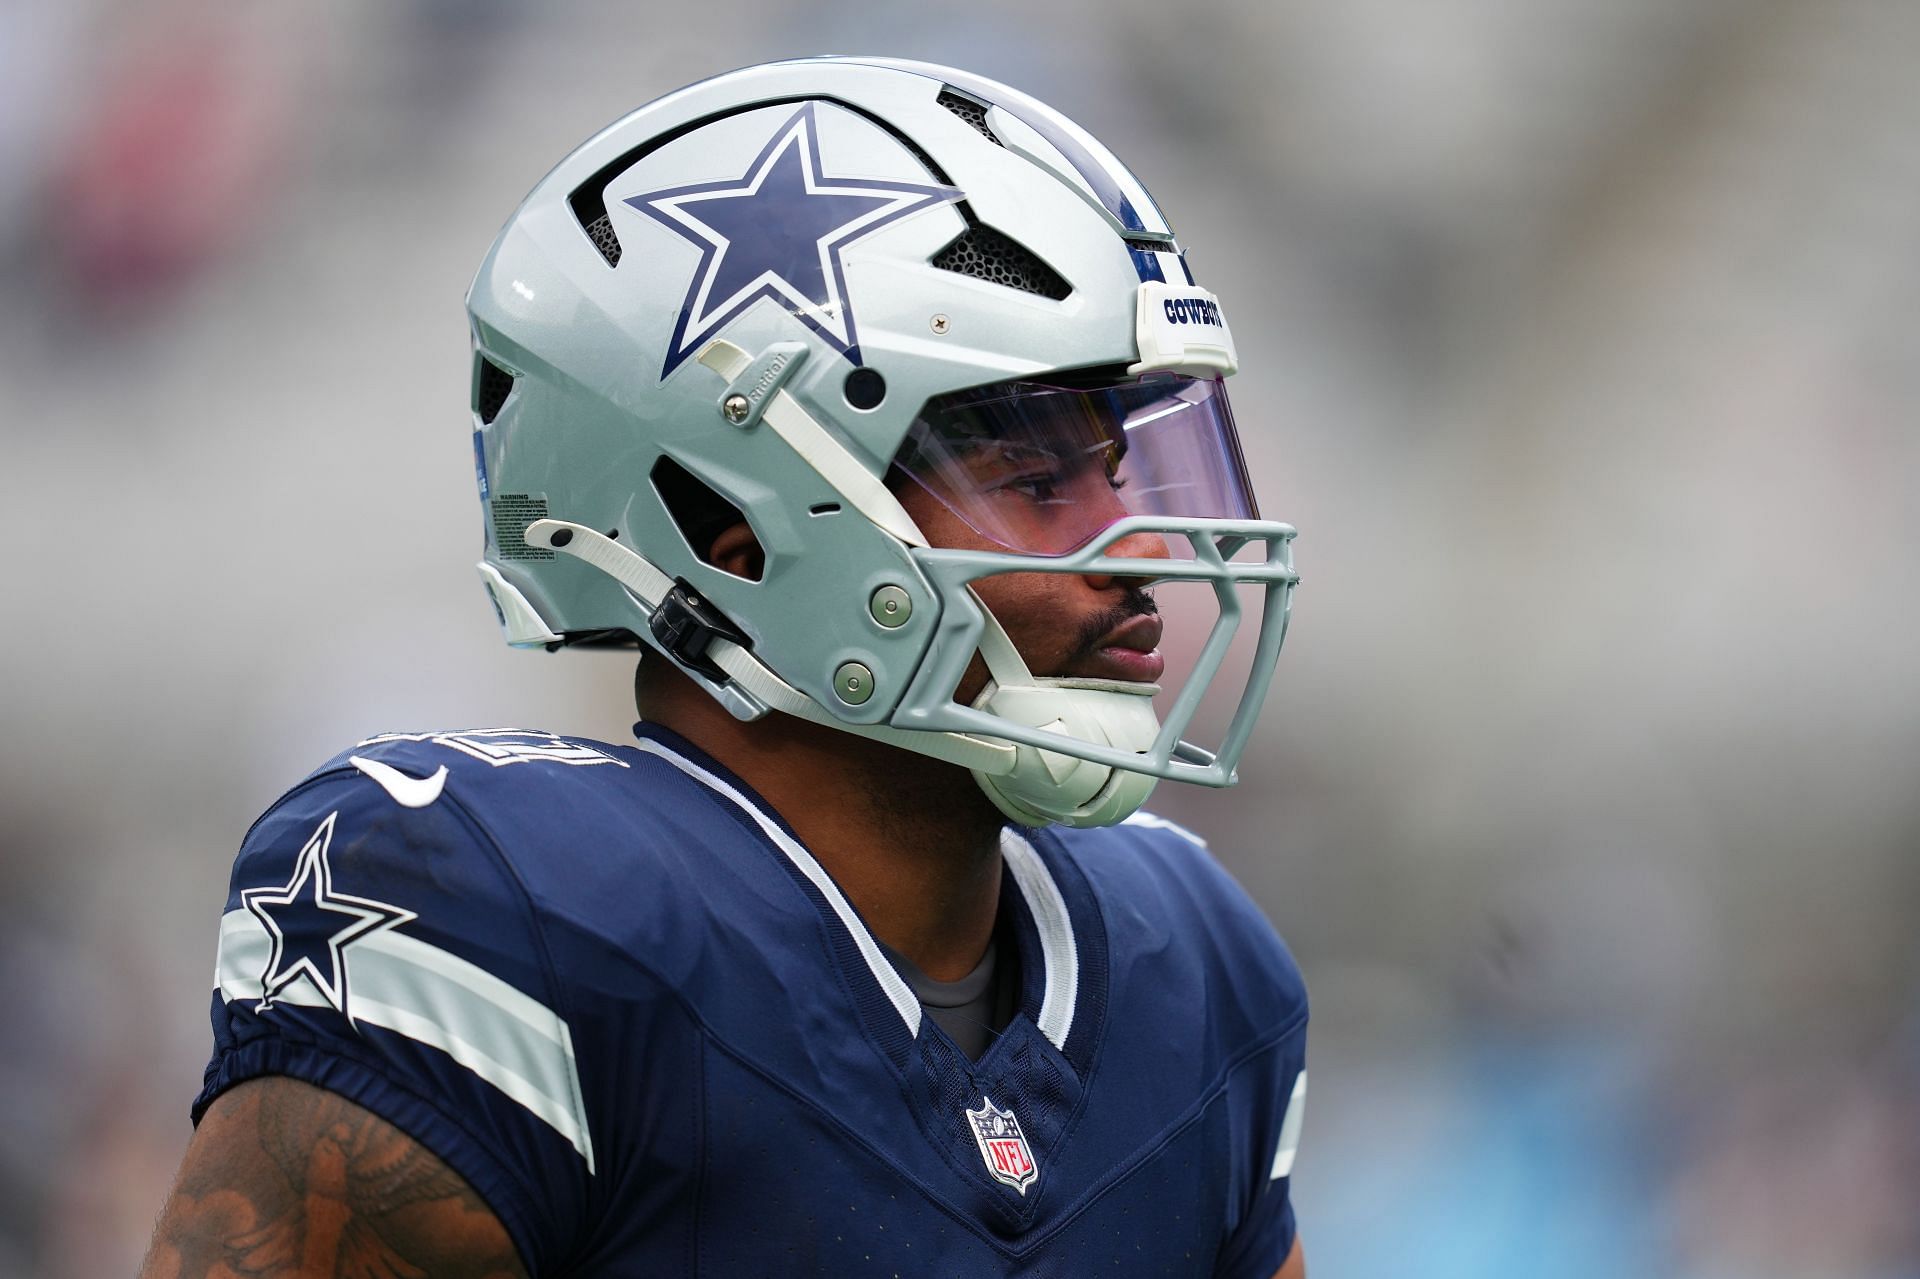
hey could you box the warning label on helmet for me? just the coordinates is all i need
[490,494,555,561]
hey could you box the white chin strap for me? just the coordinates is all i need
[966,600,1162,829]
[522,516,1163,828]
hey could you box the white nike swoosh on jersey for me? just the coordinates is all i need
[348,755,450,808]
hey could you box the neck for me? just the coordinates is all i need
[638,657,1008,982]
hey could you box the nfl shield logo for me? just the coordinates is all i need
[965,1095,1038,1195]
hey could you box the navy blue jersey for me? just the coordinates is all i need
[198,724,1308,1276]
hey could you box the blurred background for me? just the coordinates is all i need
[4,0,1918,1274]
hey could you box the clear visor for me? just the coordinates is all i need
[890,375,1258,556]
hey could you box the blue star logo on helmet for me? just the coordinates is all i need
[627,102,962,378]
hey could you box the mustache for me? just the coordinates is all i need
[1067,586,1159,664]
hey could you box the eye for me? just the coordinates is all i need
[996,469,1067,502]
[990,464,1127,504]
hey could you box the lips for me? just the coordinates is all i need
[1081,613,1165,683]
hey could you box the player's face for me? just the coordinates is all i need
[893,476,1171,704]
[884,374,1261,702]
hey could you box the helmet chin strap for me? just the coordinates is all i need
[525,518,1014,775]
[966,599,1162,828]
[528,487,1163,827]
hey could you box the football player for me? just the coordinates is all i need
[145,57,1309,1277]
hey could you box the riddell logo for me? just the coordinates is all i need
[742,350,790,407]
[965,1096,1038,1195]
[1162,296,1223,326]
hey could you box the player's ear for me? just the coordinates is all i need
[707,521,765,582]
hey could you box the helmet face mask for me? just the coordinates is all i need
[468,56,1298,826]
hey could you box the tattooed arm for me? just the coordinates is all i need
[140,1076,527,1279]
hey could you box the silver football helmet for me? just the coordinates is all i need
[466,56,1297,827]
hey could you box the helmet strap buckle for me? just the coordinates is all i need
[649,580,750,683]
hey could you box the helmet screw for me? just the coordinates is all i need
[869,585,912,628]
[929,313,950,335]
[722,394,751,424]
[833,661,875,705]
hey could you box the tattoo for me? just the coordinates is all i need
[141,1076,527,1279]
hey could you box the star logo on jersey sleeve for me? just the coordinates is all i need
[241,811,415,1025]
[627,102,963,377]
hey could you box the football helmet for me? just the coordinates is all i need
[466,56,1297,827]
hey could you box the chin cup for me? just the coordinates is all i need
[969,679,1161,828]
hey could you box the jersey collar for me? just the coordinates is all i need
[627,722,1106,1071]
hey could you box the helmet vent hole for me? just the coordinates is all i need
[932,226,1071,300]
[583,213,623,267]
[844,367,886,410]
[475,355,516,423]
[650,456,761,581]
[937,90,1000,146]
[810,502,841,516]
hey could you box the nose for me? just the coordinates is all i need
[1082,524,1172,590]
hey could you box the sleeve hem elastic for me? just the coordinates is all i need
[195,1038,549,1276]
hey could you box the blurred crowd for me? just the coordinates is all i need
[4,1,1917,1275]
